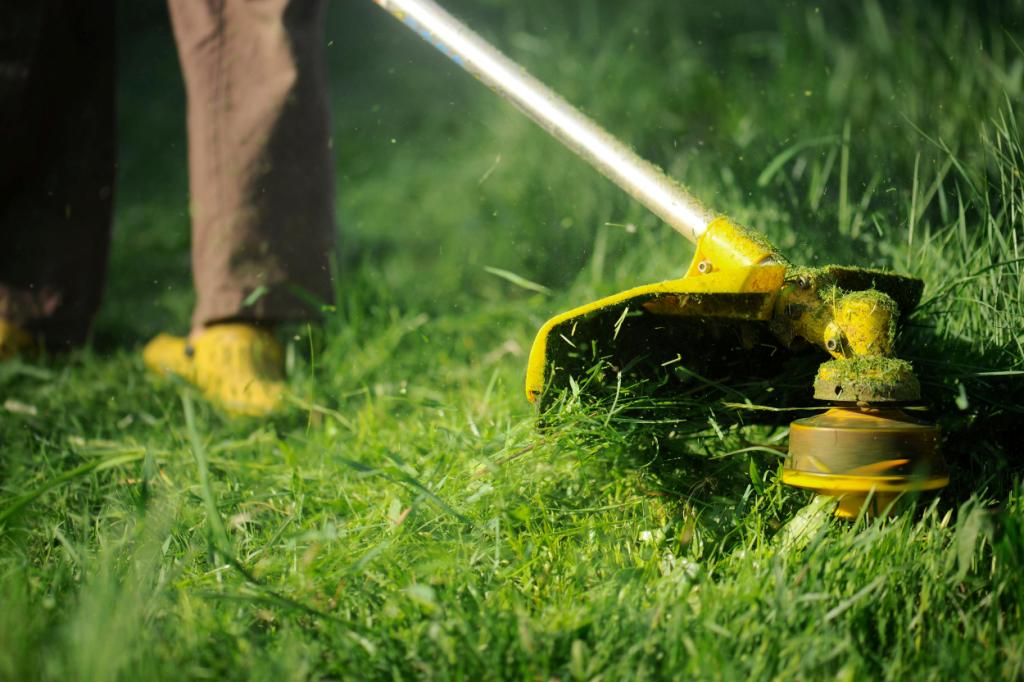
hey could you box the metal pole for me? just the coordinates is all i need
[372,0,716,243]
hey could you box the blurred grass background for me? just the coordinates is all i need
[2,0,1024,679]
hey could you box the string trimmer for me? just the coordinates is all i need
[373,0,947,517]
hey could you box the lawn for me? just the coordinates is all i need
[2,0,1024,679]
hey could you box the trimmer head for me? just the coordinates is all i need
[785,351,946,518]
[524,218,949,518]
[784,407,946,518]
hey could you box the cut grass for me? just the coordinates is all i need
[2,0,1024,679]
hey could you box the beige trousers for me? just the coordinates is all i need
[0,0,337,347]
[168,0,337,332]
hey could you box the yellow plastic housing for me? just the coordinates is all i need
[824,290,898,358]
[683,216,779,278]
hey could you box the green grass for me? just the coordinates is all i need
[3,0,1024,679]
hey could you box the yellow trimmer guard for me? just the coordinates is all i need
[525,264,786,403]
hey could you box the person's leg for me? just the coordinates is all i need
[0,0,116,351]
[166,0,336,334]
[150,0,335,415]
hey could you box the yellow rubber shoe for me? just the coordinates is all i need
[142,333,194,380]
[0,320,35,361]
[143,323,286,417]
